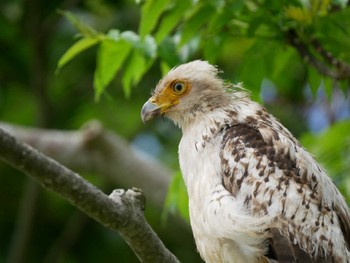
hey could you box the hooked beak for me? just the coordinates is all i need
[141,99,161,123]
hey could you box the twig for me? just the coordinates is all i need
[0,127,180,263]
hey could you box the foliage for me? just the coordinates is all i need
[58,0,350,100]
[57,11,157,100]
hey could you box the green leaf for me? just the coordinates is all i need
[93,38,132,100]
[180,4,216,46]
[122,50,154,98]
[155,0,192,43]
[162,171,189,223]
[139,0,170,37]
[56,37,101,74]
[158,37,181,67]
[59,10,98,37]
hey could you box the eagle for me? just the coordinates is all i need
[141,60,350,263]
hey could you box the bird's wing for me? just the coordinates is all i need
[269,228,314,262]
[219,121,348,262]
[335,203,350,248]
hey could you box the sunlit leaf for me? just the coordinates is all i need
[139,0,170,37]
[94,38,132,100]
[155,0,192,43]
[122,52,144,98]
[56,36,101,73]
[122,50,154,98]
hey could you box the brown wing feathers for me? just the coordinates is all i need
[219,121,335,262]
[269,228,324,263]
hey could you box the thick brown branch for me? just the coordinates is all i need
[0,127,180,263]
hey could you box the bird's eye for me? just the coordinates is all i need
[172,82,185,94]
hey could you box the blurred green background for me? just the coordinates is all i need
[1,0,350,262]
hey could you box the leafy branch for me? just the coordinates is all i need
[58,1,350,101]
[287,29,350,80]
[0,127,180,263]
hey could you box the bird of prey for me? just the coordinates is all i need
[141,60,350,263]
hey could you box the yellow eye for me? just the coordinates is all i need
[172,82,185,94]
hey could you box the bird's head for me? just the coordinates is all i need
[141,60,230,127]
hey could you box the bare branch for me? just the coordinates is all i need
[0,127,181,263]
[0,120,172,209]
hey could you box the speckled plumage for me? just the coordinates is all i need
[141,60,350,263]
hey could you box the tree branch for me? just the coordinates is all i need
[0,120,172,209]
[287,29,350,80]
[310,38,350,78]
[0,127,180,263]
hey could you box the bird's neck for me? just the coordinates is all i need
[172,93,232,130]
[178,94,257,132]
